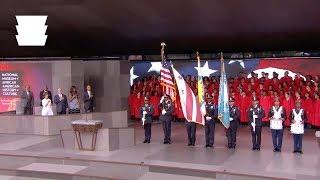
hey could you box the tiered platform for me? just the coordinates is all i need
[0,122,318,179]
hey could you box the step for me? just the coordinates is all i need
[0,175,57,180]
[139,172,214,180]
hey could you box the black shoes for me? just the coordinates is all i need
[143,140,150,143]
[273,148,281,152]
[205,144,213,148]
[252,147,260,151]
[293,150,303,154]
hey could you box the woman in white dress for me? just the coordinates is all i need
[41,92,54,116]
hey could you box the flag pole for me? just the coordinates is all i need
[161,42,166,94]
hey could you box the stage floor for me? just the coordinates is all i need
[0,122,318,179]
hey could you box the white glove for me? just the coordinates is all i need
[143,111,147,115]
[205,116,212,120]
[229,117,233,121]
[251,122,256,127]
[161,109,166,115]
[160,96,165,103]
[253,115,258,119]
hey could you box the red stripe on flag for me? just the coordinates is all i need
[185,81,193,120]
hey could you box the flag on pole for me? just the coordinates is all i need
[160,42,175,101]
[172,65,204,125]
[218,53,230,128]
[196,52,206,115]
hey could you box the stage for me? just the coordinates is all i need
[0,122,318,180]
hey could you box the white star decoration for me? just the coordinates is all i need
[228,60,245,68]
[130,67,139,86]
[147,62,162,73]
[194,61,217,77]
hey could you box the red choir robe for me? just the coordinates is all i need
[133,97,144,119]
[294,77,303,87]
[302,98,314,125]
[260,95,272,122]
[282,97,295,126]
[314,99,320,127]
[128,94,135,117]
[239,95,251,123]
[280,76,292,85]
[232,94,241,107]
[175,97,184,119]
[150,95,160,117]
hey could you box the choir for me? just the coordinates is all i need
[129,71,320,128]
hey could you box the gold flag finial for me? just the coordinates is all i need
[196,51,200,60]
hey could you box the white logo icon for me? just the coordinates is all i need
[15,15,48,46]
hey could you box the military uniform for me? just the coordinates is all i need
[140,100,154,143]
[248,103,265,150]
[227,104,240,148]
[159,97,174,144]
[204,101,218,147]
[186,121,196,146]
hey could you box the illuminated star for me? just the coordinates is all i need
[194,61,217,77]
[228,60,245,68]
[130,67,139,86]
[147,62,162,73]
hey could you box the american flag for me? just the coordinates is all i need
[160,47,175,100]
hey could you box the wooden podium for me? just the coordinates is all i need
[71,120,103,151]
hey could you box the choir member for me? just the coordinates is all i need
[128,91,135,120]
[268,98,286,152]
[302,92,314,126]
[314,93,320,128]
[239,91,251,123]
[280,71,292,84]
[260,91,272,123]
[248,97,265,151]
[282,92,295,127]
[134,92,144,121]
[290,101,307,154]
[150,91,161,121]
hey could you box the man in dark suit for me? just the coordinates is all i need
[227,97,241,149]
[159,94,174,144]
[140,97,154,143]
[83,85,95,113]
[248,97,265,151]
[39,85,52,106]
[54,88,68,114]
[20,85,34,115]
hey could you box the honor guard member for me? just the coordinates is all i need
[140,97,154,143]
[290,101,307,154]
[227,97,240,149]
[268,98,286,152]
[159,94,174,144]
[203,95,218,148]
[248,97,265,151]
